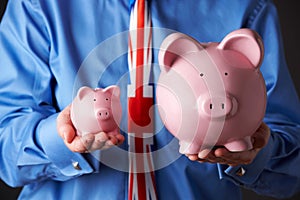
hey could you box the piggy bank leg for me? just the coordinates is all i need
[179,141,200,154]
[224,136,253,152]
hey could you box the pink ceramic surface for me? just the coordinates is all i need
[71,86,122,136]
[157,29,266,154]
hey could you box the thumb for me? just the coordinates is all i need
[57,104,76,143]
[252,123,270,149]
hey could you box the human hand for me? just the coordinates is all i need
[185,122,270,166]
[56,104,125,153]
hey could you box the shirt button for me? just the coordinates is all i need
[72,161,82,170]
[236,167,246,176]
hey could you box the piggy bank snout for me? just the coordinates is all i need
[199,95,238,118]
[96,108,111,120]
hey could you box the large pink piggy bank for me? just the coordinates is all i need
[157,29,266,154]
[71,86,122,136]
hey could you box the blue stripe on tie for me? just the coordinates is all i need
[129,0,136,11]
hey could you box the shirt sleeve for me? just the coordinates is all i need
[218,0,300,198]
[0,0,93,187]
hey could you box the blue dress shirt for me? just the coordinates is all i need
[0,0,300,199]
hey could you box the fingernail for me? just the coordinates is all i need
[198,149,210,159]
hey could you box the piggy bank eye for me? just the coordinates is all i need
[224,72,228,76]
[200,73,204,77]
[93,99,96,101]
[105,98,109,101]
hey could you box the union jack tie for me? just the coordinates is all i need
[127,0,157,199]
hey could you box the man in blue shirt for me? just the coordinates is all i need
[0,0,300,199]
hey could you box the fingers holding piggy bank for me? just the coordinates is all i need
[57,86,124,153]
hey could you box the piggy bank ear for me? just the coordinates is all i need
[218,28,264,68]
[158,33,200,72]
[104,85,121,98]
[77,86,94,101]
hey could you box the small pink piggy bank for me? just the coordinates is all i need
[71,86,122,136]
[157,29,267,154]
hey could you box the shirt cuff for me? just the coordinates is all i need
[37,113,94,177]
[217,132,274,186]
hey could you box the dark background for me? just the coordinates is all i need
[0,0,299,199]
